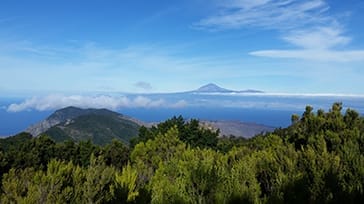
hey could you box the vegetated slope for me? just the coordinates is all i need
[0,132,32,151]
[26,106,96,136]
[28,106,142,145]
[45,114,140,145]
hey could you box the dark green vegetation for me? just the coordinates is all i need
[0,103,363,203]
[27,107,142,145]
[45,113,140,145]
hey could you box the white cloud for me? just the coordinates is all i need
[283,27,350,49]
[133,96,165,107]
[6,94,187,112]
[196,0,329,30]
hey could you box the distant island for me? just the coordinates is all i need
[193,83,264,93]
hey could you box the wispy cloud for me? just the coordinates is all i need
[196,0,329,30]
[7,95,188,112]
[197,0,364,61]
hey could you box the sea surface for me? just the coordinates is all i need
[1,93,363,137]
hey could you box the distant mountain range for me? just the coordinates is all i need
[193,83,263,93]
[25,106,274,145]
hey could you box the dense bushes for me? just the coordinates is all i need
[0,103,363,203]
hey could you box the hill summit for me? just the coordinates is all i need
[26,106,143,145]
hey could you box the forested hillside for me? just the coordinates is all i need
[0,103,363,203]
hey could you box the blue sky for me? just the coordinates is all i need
[1,0,364,96]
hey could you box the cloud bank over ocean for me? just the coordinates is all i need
[6,94,187,112]
[7,92,364,113]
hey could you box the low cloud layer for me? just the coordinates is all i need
[7,94,187,112]
[6,93,364,114]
